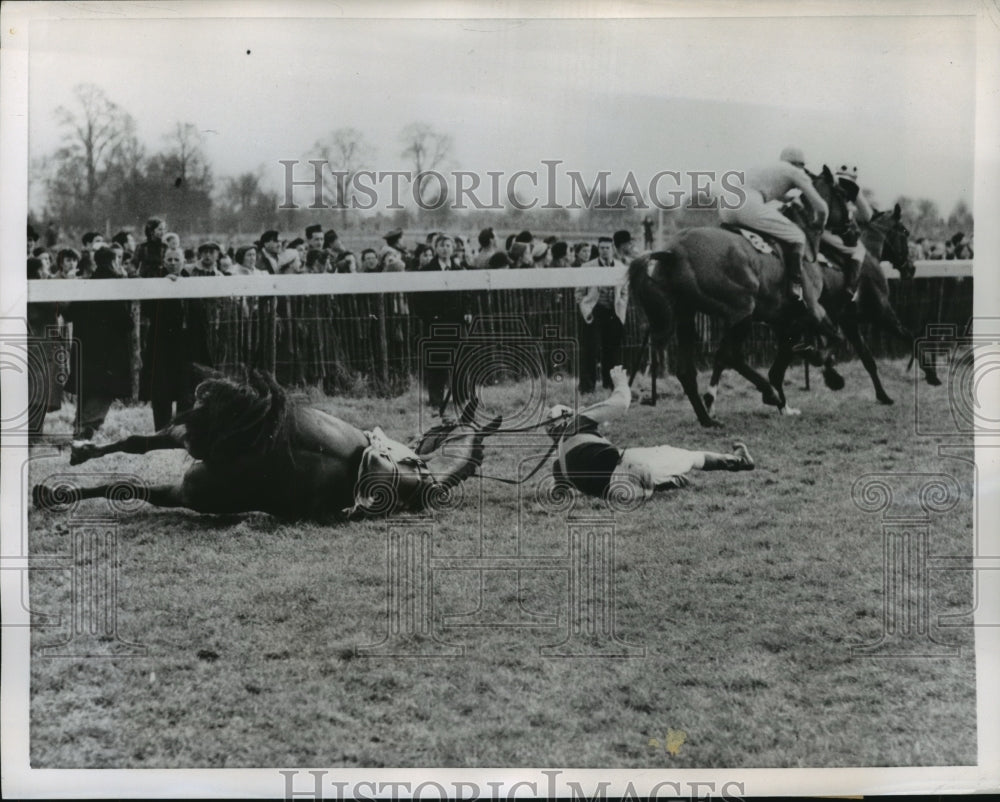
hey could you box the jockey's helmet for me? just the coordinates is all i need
[779,146,806,168]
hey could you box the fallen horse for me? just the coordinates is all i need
[33,370,501,520]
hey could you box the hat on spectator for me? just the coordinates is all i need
[780,146,806,167]
[382,228,403,243]
[612,230,632,249]
[598,236,613,244]
[515,230,533,244]
[509,242,529,262]
[487,251,512,269]
[478,227,495,248]
[197,241,222,255]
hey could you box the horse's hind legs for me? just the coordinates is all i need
[33,480,187,511]
[71,429,184,466]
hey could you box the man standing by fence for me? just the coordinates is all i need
[409,233,472,414]
[576,235,629,393]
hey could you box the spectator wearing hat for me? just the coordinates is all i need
[134,218,166,278]
[258,230,281,273]
[381,228,407,262]
[61,247,134,438]
[473,227,498,268]
[577,235,629,393]
[232,245,261,275]
[487,251,512,269]
[613,230,635,262]
[141,248,195,430]
[188,242,222,277]
[549,241,571,267]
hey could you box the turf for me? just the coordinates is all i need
[26,358,975,768]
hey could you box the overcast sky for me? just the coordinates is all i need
[28,12,975,214]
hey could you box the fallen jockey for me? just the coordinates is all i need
[546,365,754,500]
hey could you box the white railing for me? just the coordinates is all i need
[25,260,972,303]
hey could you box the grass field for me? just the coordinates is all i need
[26,357,976,768]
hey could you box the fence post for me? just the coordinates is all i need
[129,300,141,402]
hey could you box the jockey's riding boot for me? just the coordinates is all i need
[786,250,807,306]
[731,442,755,471]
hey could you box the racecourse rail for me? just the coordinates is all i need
[25,261,973,303]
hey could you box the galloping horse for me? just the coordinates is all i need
[32,370,501,520]
[628,166,851,427]
[703,202,940,413]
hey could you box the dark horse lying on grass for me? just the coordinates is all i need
[33,370,501,520]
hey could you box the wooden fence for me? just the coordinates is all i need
[183,278,973,396]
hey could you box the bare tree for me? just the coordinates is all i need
[47,84,137,226]
[312,127,375,225]
[400,122,454,206]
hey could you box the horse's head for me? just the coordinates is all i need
[870,203,915,279]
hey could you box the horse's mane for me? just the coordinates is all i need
[171,366,292,462]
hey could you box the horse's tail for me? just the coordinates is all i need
[628,252,677,346]
[172,366,291,461]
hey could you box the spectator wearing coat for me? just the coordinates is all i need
[62,248,134,438]
[576,236,629,393]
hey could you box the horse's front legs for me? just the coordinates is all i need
[71,427,186,466]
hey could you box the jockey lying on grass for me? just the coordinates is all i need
[547,365,754,500]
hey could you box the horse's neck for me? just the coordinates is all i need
[860,222,887,259]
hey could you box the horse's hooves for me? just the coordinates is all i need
[640,397,657,406]
[702,393,715,411]
[823,369,846,391]
[926,375,943,387]
[779,406,802,416]
[877,395,895,405]
[69,441,95,466]
[701,417,724,428]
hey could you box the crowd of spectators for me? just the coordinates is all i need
[26,219,640,435]
[26,220,631,281]
[909,232,974,262]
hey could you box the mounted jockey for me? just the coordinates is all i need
[820,164,873,302]
[718,146,829,329]
[547,365,754,499]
